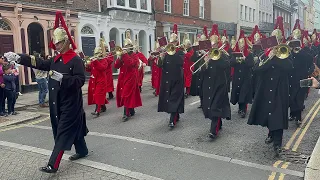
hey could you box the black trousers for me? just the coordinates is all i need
[169,112,180,124]
[123,107,135,116]
[290,110,302,121]
[268,129,283,148]
[210,117,222,135]
[4,89,16,113]
[0,88,5,113]
[48,137,88,169]
[239,103,247,112]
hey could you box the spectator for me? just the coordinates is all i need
[2,64,17,115]
[310,77,320,88]
[0,55,7,116]
[33,55,49,108]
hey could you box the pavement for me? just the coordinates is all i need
[0,74,320,179]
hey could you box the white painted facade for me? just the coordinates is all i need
[211,0,238,24]
[259,0,273,23]
[77,0,156,74]
[238,0,259,36]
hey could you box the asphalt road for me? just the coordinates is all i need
[1,82,319,180]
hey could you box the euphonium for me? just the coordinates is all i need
[165,43,176,55]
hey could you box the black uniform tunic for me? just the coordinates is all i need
[248,57,293,131]
[157,50,185,113]
[289,49,313,112]
[230,53,254,105]
[190,51,204,96]
[201,56,231,120]
[252,50,263,98]
[19,54,88,151]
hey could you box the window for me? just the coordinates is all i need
[183,0,189,16]
[199,0,204,18]
[164,0,171,13]
[259,11,261,21]
[117,0,125,6]
[129,0,137,8]
[0,20,11,31]
[140,0,147,10]
[245,6,247,20]
[249,8,252,21]
[253,9,255,21]
[240,5,243,20]
[269,14,272,22]
[262,12,265,22]
[81,26,94,34]
[189,33,195,45]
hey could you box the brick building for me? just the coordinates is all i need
[153,0,212,45]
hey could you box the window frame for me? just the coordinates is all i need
[164,0,171,13]
[183,0,190,16]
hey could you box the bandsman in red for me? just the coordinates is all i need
[149,41,162,96]
[104,40,115,100]
[86,38,109,117]
[182,33,194,98]
[135,40,148,92]
[114,30,142,121]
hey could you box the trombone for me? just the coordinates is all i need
[190,44,228,74]
[112,46,135,56]
[259,42,291,66]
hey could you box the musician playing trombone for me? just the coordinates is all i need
[157,24,185,128]
[230,30,254,118]
[288,22,314,127]
[200,24,231,139]
[247,17,293,157]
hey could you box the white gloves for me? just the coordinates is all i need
[4,52,20,63]
[49,70,63,82]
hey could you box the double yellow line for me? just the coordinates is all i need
[268,98,320,180]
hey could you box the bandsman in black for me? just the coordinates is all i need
[230,30,254,118]
[5,11,88,172]
[201,23,231,139]
[248,16,293,157]
[190,26,208,108]
[248,25,264,98]
[288,20,314,126]
[157,24,185,128]
[221,29,233,93]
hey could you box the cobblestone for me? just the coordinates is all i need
[0,145,137,180]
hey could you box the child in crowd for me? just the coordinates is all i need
[3,64,17,115]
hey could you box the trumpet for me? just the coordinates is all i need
[190,44,228,74]
[259,43,291,66]
[113,46,135,56]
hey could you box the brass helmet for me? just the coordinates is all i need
[169,24,178,43]
[251,25,262,44]
[183,33,191,46]
[210,24,219,45]
[230,36,236,49]
[124,29,133,47]
[272,16,284,43]
[93,47,103,59]
[200,26,208,41]
[221,29,228,44]
[292,19,302,40]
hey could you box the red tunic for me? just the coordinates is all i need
[86,58,109,105]
[136,52,148,87]
[183,48,194,88]
[114,53,142,108]
[149,56,158,88]
[105,54,114,93]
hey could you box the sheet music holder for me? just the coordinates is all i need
[260,36,278,49]
[288,39,301,48]
[252,44,262,50]
[158,36,168,47]
[199,40,211,50]
[109,40,116,49]
[192,45,200,51]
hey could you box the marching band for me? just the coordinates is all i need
[4,12,320,173]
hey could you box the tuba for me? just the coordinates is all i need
[165,43,177,55]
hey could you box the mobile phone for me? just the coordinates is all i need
[300,79,312,88]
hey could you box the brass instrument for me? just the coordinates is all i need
[113,46,134,56]
[190,44,228,74]
[259,42,291,66]
[311,63,320,77]
[83,56,92,66]
[293,47,301,53]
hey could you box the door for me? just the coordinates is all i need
[81,37,96,57]
[0,35,14,54]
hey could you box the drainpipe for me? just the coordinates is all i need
[98,0,101,12]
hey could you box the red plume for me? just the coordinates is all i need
[274,16,285,43]
[210,24,219,37]
[173,24,178,34]
[49,11,76,50]
[203,25,208,39]
[233,30,249,56]
[223,29,227,36]
[293,19,301,31]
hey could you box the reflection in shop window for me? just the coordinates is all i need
[189,34,195,45]
[140,0,147,10]
[117,0,125,6]
[129,0,137,8]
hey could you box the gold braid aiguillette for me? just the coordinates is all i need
[30,55,36,67]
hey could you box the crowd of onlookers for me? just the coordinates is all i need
[0,52,50,117]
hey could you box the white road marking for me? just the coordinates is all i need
[0,141,163,180]
[23,124,304,177]
[189,100,200,105]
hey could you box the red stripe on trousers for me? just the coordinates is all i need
[53,151,64,169]
[173,113,178,125]
[215,118,221,135]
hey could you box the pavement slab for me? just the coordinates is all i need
[0,145,137,180]
[0,111,41,127]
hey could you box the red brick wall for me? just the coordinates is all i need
[14,0,99,12]
[154,0,211,26]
